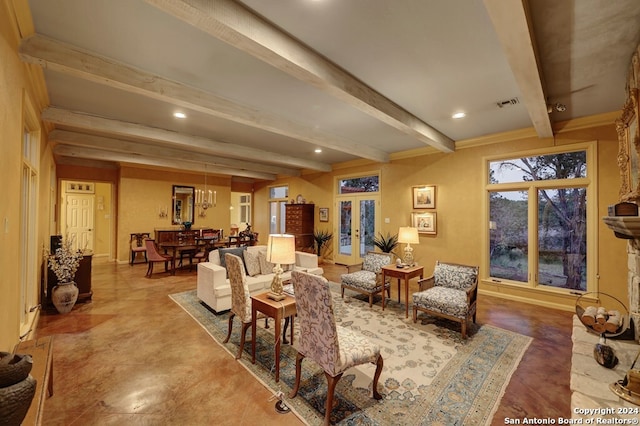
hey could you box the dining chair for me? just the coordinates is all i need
[129,232,150,264]
[222,253,256,359]
[290,270,383,425]
[144,239,172,277]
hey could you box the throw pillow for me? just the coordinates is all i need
[219,247,248,272]
[243,250,261,277]
[258,250,275,275]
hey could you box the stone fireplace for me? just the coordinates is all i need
[602,217,640,341]
[625,237,640,340]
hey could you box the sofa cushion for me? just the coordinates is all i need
[243,250,261,277]
[413,286,468,318]
[258,250,275,275]
[219,247,248,272]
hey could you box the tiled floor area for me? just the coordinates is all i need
[34,259,573,425]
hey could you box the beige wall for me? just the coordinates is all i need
[253,123,626,311]
[94,182,113,256]
[117,167,231,263]
[0,0,53,351]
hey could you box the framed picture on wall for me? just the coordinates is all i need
[319,207,329,222]
[413,185,436,209]
[411,212,437,234]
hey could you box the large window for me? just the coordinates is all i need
[486,146,593,293]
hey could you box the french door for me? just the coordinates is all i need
[334,195,380,265]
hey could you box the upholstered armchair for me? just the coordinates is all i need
[340,251,393,307]
[412,261,479,339]
[222,253,253,360]
[290,270,383,426]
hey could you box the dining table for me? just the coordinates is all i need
[158,241,199,275]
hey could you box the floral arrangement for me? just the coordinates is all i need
[47,238,84,283]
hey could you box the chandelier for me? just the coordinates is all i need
[195,164,216,217]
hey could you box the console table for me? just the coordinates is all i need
[154,228,213,244]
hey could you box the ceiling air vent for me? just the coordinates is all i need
[496,97,519,108]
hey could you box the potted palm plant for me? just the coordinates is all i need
[373,232,399,256]
[313,229,333,264]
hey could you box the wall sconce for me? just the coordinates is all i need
[158,205,168,218]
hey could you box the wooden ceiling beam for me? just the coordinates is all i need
[19,34,388,163]
[49,130,300,177]
[42,107,331,172]
[143,0,455,152]
[483,0,553,138]
[53,145,278,180]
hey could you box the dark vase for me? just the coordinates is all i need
[0,352,37,425]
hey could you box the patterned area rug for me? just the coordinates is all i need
[170,287,531,425]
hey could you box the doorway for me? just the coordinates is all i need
[334,195,380,265]
[60,180,114,259]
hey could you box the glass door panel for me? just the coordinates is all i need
[334,196,379,265]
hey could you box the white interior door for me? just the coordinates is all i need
[66,194,94,252]
[334,195,379,265]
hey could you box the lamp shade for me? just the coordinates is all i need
[266,234,296,265]
[398,227,420,244]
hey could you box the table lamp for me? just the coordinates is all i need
[266,234,296,300]
[398,227,419,266]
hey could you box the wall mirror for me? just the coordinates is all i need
[172,185,194,225]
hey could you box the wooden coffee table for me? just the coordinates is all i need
[251,292,296,382]
[381,264,424,318]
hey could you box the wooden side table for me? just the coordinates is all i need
[381,264,424,318]
[251,292,296,382]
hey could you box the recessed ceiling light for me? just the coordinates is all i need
[173,112,186,119]
[315,148,322,153]
[452,112,466,119]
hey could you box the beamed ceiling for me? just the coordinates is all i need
[22,0,640,182]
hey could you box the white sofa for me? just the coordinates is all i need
[197,245,324,312]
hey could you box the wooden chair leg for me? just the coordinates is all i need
[412,307,417,323]
[461,320,467,339]
[282,317,290,344]
[237,322,251,360]
[324,372,343,426]
[223,313,235,343]
[146,262,153,277]
[341,286,345,299]
[289,352,304,398]
[368,294,373,308]
[372,355,383,400]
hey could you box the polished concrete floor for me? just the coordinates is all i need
[35,259,573,425]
